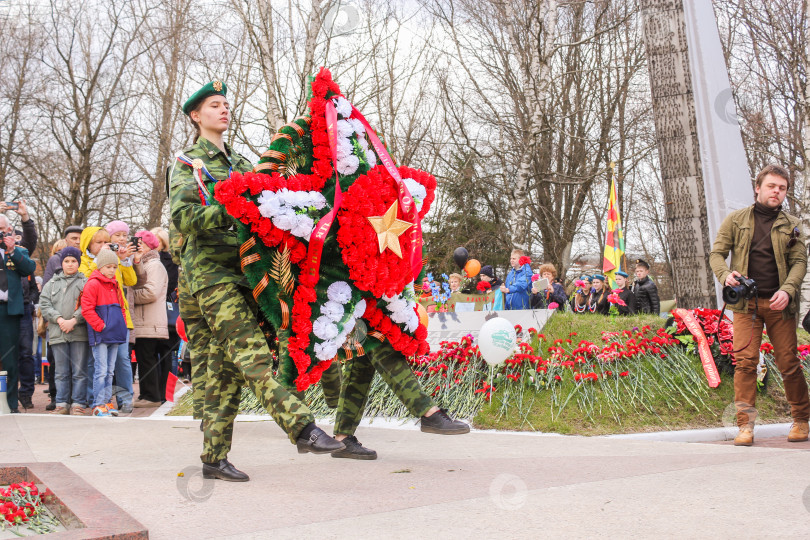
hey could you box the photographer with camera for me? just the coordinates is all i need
[0,214,37,413]
[709,164,809,446]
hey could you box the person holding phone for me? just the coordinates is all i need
[2,200,39,410]
[0,214,37,413]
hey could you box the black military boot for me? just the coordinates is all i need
[331,436,377,460]
[18,395,34,410]
[420,409,470,434]
[45,398,56,411]
[296,423,345,454]
[202,459,250,482]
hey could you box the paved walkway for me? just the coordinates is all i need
[2,412,809,539]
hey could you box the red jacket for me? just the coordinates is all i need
[81,270,128,344]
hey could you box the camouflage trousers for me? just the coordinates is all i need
[177,273,225,421]
[333,340,434,436]
[194,283,315,463]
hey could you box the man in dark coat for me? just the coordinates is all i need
[6,201,39,410]
[42,225,83,286]
[0,214,37,413]
[632,259,660,315]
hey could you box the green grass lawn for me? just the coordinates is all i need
[170,310,808,435]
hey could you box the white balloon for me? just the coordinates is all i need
[478,317,517,366]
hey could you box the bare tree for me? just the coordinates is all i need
[17,0,155,232]
[428,0,649,274]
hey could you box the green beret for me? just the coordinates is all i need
[182,80,227,116]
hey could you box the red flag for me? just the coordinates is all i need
[165,372,179,402]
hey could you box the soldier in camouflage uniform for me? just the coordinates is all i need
[330,338,470,461]
[168,81,343,482]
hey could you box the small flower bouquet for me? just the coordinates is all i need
[0,482,61,535]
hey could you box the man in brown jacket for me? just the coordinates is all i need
[709,164,810,446]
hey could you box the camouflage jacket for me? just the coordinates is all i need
[169,137,253,295]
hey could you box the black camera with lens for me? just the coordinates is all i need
[722,275,757,304]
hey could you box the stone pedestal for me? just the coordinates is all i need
[641,0,715,309]
[0,462,148,539]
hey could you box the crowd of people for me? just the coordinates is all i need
[0,202,182,415]
[454,248,661,316]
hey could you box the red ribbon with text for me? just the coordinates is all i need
[672,308,721,388]
[350,106,423,281]
[302,101,344,286]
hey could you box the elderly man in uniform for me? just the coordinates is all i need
[0,214,37,413]
[169,81,343,482]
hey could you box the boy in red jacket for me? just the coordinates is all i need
[80,249,128,417]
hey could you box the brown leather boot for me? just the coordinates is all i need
[787,420,809,442]
[734,426,754,446]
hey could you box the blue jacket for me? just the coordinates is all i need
[504,264,532,310]
[2,247,36,316]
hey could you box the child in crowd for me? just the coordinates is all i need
[39,247,90,415]
[79,225,139,414]
[81,249,128,417]
[613,271,636,315]
[588,274,610,314]
[501,249,532,309]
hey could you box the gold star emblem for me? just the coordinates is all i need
[367,201,412,258]
[213,80,223,92]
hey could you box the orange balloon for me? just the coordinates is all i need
[464,259,481,278]
[417,303,429,328]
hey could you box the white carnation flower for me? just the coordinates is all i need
[322,300,345,322]
[390,308,411,324]
[272,213,296,230]
[337,155,360,176]
[406,311,419,332]
[314,339,339,361]
[313,316,339,340]
[257,193,282,218]
[337,119,354,138]
[333,96,352,118]
[403,178,427,211]
[353,299,367,317]
[327,281,352,304]
[340,316,357,336]
[366,149,377,167]
[336,137,354,160]
[348,118,365,135]
[309,192,327,209]
[386,298,407,314]
[290,214,314,238]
